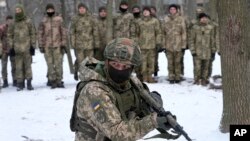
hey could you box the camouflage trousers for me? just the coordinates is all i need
[165,51,183,81]
[140,49,155,77]
[74,49,94,72]
[1,53,16,80]
[193,58,210,81]
[44,47,64,82]
[75,131,110,141]
[15,51,32,82]
[154,50,159,76]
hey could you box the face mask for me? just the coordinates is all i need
[119,7,128,13]
[108,65,133,84]
[133,12,140,18]
[47,12,55,17]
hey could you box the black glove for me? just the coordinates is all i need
[9,48,15,57]
[30,46,35,56]
[61,45,67,54]
[39,47,45,53]
[156,116,171,131]
[218,52,221,56]
[181,48,186,53]
[211,53,215,60]
[156,44,165,53]
[192,53,197,57]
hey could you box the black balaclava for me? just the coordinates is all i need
[108,64,133,84]
[46,3,55,17]
[119,1,128,13]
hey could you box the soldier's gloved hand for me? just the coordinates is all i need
[181,48,186,53]
[9,48,15,57]
[30,46,35,56]
[39,47,45,53]
[156,116,171,131]
[218,52,221,56]
[192,53,197,57]
[211,53,215,60]
[60,45,67,54]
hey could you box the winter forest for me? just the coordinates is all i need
[0,0,250,140]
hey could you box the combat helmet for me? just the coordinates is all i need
[104,38,141,66]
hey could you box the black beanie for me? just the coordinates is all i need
[120,0,128,6]
[198,13,208,19]
[98,6,106,12]
[132,5,140,10]
[143,6,151,13]
[46,3,54,10]
[168,4,178,11]
[78,3,87,9]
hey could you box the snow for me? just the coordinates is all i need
[0,50,228,141]
[0,1,6,7]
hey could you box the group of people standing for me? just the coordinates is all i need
[0,1,219,91]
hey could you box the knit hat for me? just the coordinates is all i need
[168,4,178,11]
[198,13,209,19]
[46,3,54,10]
[78,3,87,9]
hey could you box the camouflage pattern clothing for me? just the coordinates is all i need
[38,14,66,85]
[113,12,136,39]
[74,58,157,141]
[136,16,161,83]
[95,17,107,61]
[162,13,187,81]
[70,12,100,75]
[7,12,36,86]
[189,21,216,84]
[0,23,16,83]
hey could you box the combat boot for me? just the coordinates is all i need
[74,72,78,81]
[16,82,24,91]
[22,80,25,88]
[57,80,65,88]
[51,80,57,89]
[201,79,209,86]
[27,79,34,90]
[47,79,52,86]
[13,80,17,87]
[142,75,148,82]
[2,79,9,88]
[193,79,200,85]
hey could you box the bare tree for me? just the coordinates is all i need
[218,0,250,133]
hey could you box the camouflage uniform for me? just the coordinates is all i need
[74,38,159,141]
[38,12,66,87]
[113,12,136,39]
[0,23,16,87]
[189,19,216,85]
[208,19,220,77]
[136,16,161,83]
[95,12,107,61]
[70,10,100,79]
[7,5,36,90]
[162,12,187,82]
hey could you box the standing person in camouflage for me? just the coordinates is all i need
[70,3,100,81]
[189,13,216,86]
[38,3,66,88]
[7,4,36,91]
[136,7,162,83]
[150,6,163,78]
[162,4,187,84]
[71,38,180,141]
[0,15,16,88]
[113,0,135,39]
[94,6,107,61]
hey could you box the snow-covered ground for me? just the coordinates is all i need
[0,50,228,141]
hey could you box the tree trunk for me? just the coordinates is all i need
[106,0,113,43]
[218,0,250,133]
[208,0,218,22]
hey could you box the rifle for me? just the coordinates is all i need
[139,89,192,141]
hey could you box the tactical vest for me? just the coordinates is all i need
[70,79,151,140]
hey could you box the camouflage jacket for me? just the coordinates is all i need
[70,13,100,50]
[189,23,216,60]
[113,12,136,39]
[38,15,66,48]
[75,57,157,141]
[136,16,162,50]
[96,17,107,48]
[162,14,187,52]
[0,24,9,53]
[7,17,36,53]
